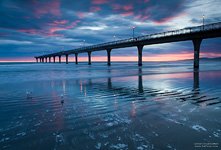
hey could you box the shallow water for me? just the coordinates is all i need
[0,61,221,150]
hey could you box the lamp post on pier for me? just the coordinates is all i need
[203,15,205,30]
[132,26,136,39]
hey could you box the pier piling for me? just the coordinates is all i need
[88,52,91,65]
[193,39,202,69]
[107,49,111,66]
[137,45,144,66]
[75,53,78,64]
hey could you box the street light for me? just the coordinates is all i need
[132,26,136,39]
[83,40,86,47]
[113,35,116,41]
[202,15,205,30]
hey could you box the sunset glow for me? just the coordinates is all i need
[1,52,221,63]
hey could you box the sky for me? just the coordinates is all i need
[0,0,221,62]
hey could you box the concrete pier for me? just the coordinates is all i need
[88,52,91,65]
[193,39,202,69]
[137,45,143,66]
[53,56,55,63]
[107,49,111,66]
[66,54,69,64]
[49,57,51,63]
[75,53,78,64]
[35,22,221,69]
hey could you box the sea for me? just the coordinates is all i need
[0,60,221,150]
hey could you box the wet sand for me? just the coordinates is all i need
[0,61,221,150]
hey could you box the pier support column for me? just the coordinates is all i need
[49,57,51,63]
[137,45,144,66]
[59,56,61,63]
[193,39,202,69]
[75,53,78,64]
[107,49,111,66]
[88,51,91,65]
[66,54,69,64]
[45,57,47,63]
[36,58,38,63]
[53,56,55,63]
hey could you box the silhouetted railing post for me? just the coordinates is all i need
[88,51,91,65]
[137,45,144,66]
[193,39,202,69]
[107,49,112,66]
[75,53,78,64]
[66,54,69,64]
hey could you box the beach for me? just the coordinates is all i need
[0,60,221,150]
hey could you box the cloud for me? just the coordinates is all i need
[0,39,33,45]
[32,0,61,18]
[0,0,221,61]
[92,0,108,5]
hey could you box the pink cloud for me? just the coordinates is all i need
[48,20,69,27]
[121,11,134,17]
[47,20,80,36]
[112,4,121,10]
[32,0,61,18]
[112,4,134,17]
[154,13,186,24]
[112,4,133,11]
[135,14,150,21]
[18,29,38,34]
[123,5,133,11]
[18,20,80,37]
[144,0,150,3]
[90,6,101,12]
[92,0,108,5]
[77,12,86,19]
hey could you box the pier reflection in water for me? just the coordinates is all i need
[90,68,219,107]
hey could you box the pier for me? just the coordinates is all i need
[35,22,221,69]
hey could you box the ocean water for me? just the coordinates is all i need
[0,61,221,150]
